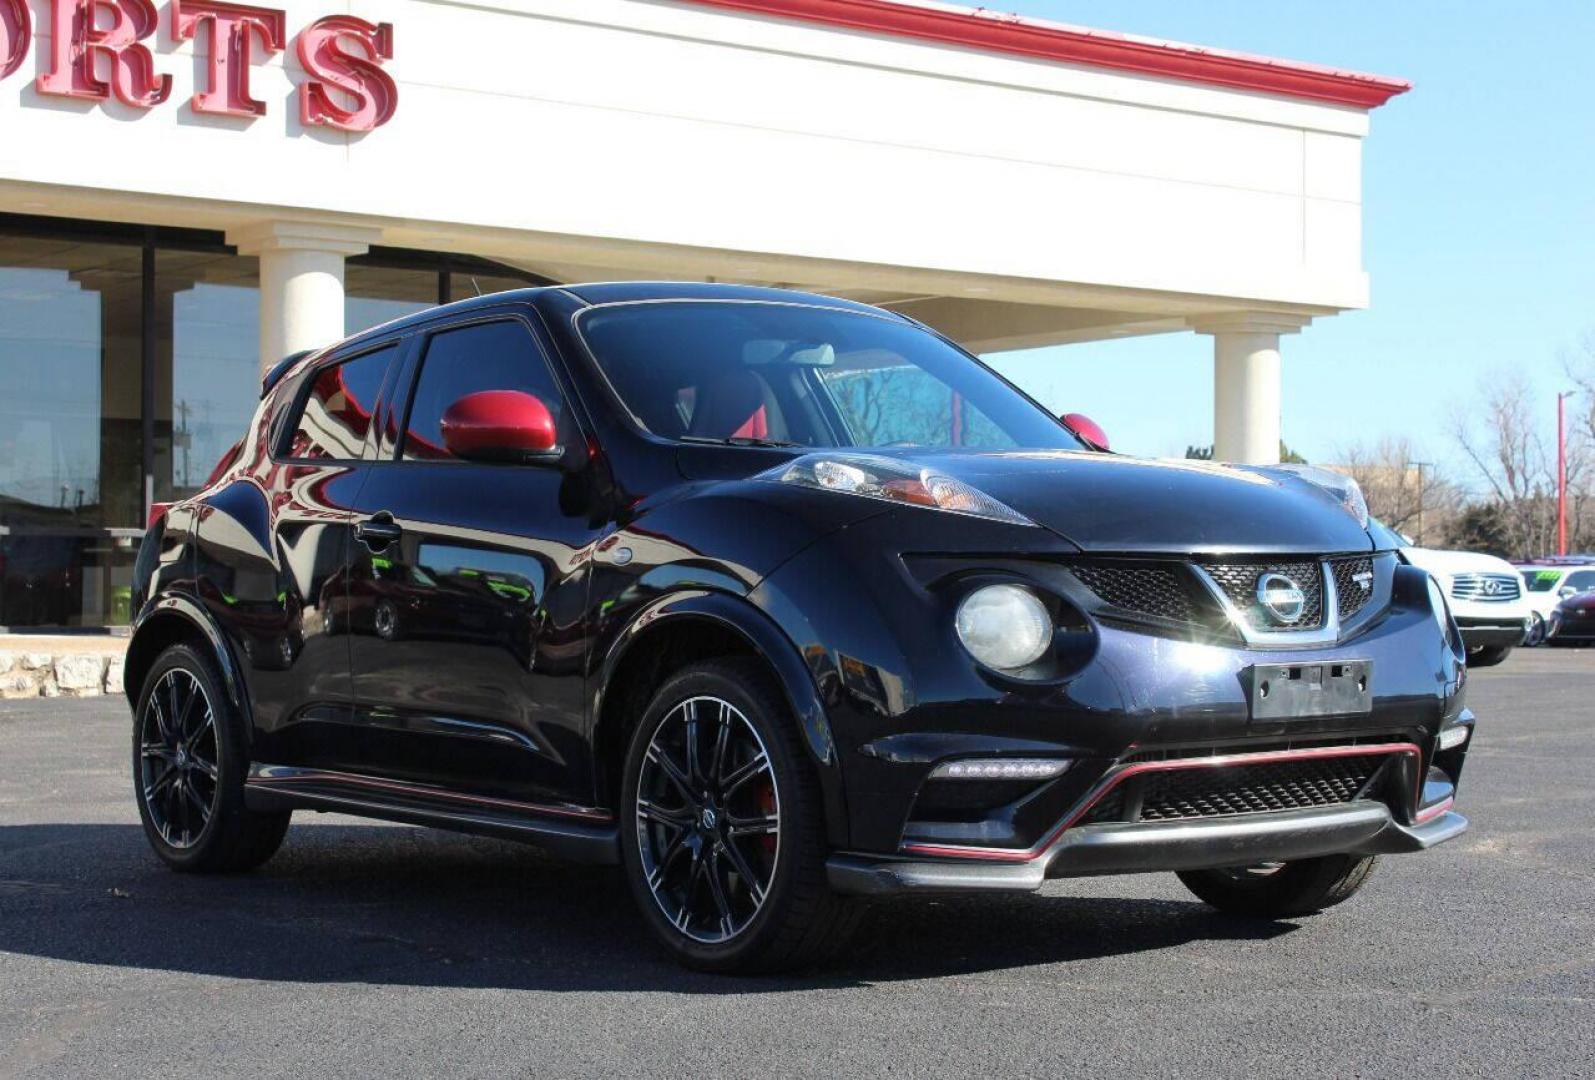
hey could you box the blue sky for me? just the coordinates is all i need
[980,1,1594,478]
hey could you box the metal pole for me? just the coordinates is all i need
[1558,391,1569,556]
[141,235,156,528]
[1416,461,1425,545]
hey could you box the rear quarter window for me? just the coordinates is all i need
[281,345,399,462]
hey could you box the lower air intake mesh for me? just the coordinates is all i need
[1083,754,1391,825]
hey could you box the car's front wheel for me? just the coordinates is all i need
[1177,854,1377,918]
[619,658,860,972]
[1467,644,1513,667]
[133,643,291,872]
[1524,612,1547,647]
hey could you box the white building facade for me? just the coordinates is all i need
[0,0,1406,626]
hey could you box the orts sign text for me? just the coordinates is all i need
[0,0,396,131]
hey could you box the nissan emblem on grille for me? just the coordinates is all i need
[1256,572,1307,624]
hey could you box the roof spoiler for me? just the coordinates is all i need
[261,349,316,399]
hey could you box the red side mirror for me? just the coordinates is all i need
[440,390,560,463]
[1061,412,1110,451]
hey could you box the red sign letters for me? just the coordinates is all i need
[171,0,285,118]
[1,0,30,81]
[297,15,396,132]
[1,0,396,131]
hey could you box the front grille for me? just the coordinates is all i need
[1069,564,1196,622]
[1065,553,1390,640]
[1330,556,1376,619]
[1203,560,1324,630]
[1450,572,1522,602]
[1082,753,1391,825]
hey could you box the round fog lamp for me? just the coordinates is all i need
[955,584,1052,671]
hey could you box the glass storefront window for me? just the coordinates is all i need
[0,216,547,627]
[0,232,144,627]
[346,262,437,335]
[161,250,261,503]
[447,270,538,303]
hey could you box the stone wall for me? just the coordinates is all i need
[0,650,126,699]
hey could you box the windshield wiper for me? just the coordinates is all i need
[679,435,805,449]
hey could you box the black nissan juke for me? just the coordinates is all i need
[126,283,1473,971]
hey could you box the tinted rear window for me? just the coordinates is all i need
[284,346,397,461]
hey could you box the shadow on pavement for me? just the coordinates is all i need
[0,821,1296,991]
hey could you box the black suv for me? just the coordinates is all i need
[126,283,1472,971]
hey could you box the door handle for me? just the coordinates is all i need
[355,513,403,549]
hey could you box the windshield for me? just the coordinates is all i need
[1522,569,1564,592]
[577,302,1083,451]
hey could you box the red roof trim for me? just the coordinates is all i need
[676,0,1410,108]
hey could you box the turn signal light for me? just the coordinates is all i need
[1438,726,1470,751]
[929,758,1072,781]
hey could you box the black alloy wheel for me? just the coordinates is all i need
[137,665,220,848]
[620,659,861,972]
[133,643,292,872]
[634,694,781,944]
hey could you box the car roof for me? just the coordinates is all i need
[554,281,894,315]
[326,282,906,358]
[280,281,918,394]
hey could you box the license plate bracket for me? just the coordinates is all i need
[1247,659,1372,721]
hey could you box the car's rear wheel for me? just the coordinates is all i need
[619,658,861,972]
[1177,854,1377,918]
[133,643,290,873]
[1467,644,1513,667]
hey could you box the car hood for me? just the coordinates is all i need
[1399,547,1520,578]
[883,450,1376,555]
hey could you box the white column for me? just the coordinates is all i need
[1190,313,1311,465]
[228,221,383,375]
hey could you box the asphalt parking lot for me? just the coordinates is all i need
[2,650,1592,1079]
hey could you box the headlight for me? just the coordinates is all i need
[762,453,1033,526]
[955,584,1052,670]
[1268,464,1370,529]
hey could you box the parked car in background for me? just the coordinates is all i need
[1371,520,1530,666]
[1517,560,1595,644]
[1550,590,1595,645]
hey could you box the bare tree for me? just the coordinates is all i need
[1448,372,1574,559]
[1333,437,1458,545]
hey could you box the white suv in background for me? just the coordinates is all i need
[1518,562,1595,642]
[1370,520,1532,667]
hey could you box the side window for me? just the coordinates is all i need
[284,345,397,461]
[1566,571,1595,592]
[400,320,565,462]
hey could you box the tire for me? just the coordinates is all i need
[1177,854,1378,918]
[132,643,291,873]
[619,658,861,973]
[1467,644,1513,667]
[1524,612,1546,647]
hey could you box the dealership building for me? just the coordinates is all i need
[0,0,1406,628]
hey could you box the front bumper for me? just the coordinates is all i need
[1455,615,1529,650]
[1552,609,1595,640]
[828,803,1468,895]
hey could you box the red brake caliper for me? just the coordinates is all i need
[757,780,778,855]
